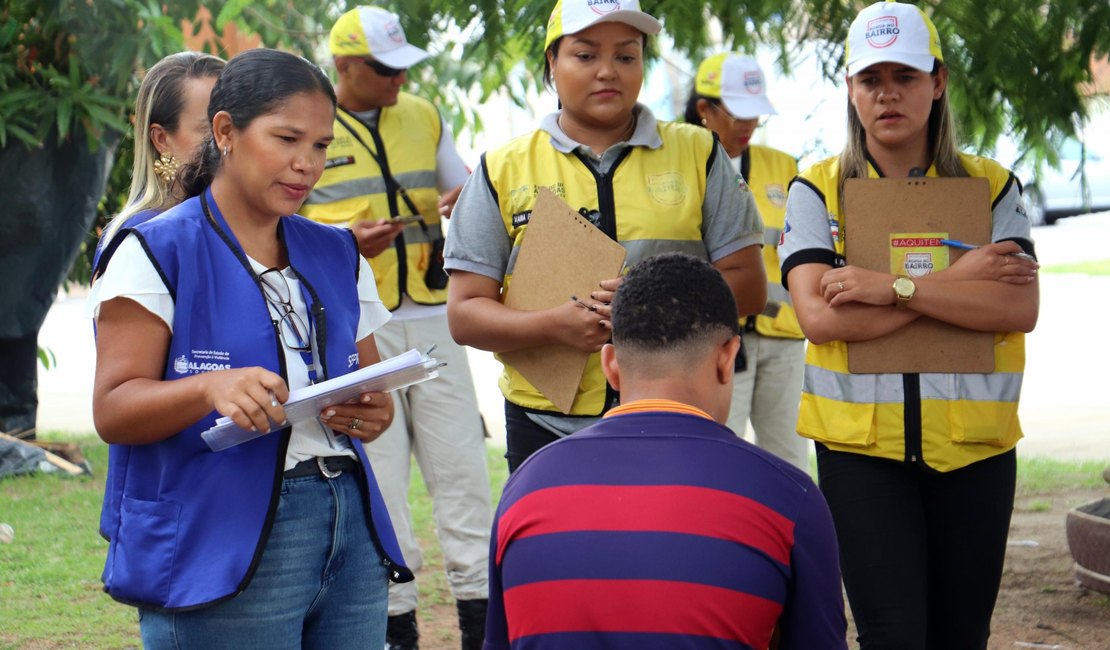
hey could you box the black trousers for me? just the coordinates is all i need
[816,445,1016,650]
[503,401,566,473]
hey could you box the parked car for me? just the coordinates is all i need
[1018,137,1110,226]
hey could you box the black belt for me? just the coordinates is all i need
[284,456,359,479]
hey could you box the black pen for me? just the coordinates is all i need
[570,295,598,312]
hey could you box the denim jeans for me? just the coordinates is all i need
[139,470,389,649]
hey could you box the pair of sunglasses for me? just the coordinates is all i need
[361,58,406,78]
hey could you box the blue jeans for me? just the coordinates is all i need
[139,470,389,649]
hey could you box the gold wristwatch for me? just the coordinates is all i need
[893,277,916,309]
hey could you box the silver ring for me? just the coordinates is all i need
[837,281,845,291]
[348,418,361,430]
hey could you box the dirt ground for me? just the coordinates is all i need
[412,487,1110,650]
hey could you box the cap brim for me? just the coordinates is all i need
[847,52,934,77]
[720,94,777,119]
[587,11,662,36]
[373,43,430,69]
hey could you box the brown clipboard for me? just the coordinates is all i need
[843,177,994,374]
[500,188,627,413]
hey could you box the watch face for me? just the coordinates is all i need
[894,277,915,298]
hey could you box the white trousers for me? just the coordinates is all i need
[726,332,809,470]
[367,313,492,615]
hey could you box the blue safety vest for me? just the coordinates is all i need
[97,187,413,610]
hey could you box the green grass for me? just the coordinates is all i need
[0,435,1103,648]
[1015,456,1108,495]
[0,441,138,649]
[1040,258,1110,275]
[0,436,510,650]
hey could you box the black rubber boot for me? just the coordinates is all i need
[457,598,488,650]
[385,610,419,650]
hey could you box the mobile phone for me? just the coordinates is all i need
[387,215,423,226]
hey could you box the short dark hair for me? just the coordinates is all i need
[611,253,740,355]
[180,48,337,198]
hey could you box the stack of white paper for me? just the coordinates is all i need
[201,349,440,452]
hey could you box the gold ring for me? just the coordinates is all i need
[349,418,361,430]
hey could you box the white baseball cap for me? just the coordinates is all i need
[846,1,944,77]
[695,53,777,119]
[329,6,430,69]
[544,0,662,52]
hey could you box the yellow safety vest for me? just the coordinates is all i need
[742,145,804,339]
[300,94,446,309]
[484,122,713,415]
[793,154,1024,472]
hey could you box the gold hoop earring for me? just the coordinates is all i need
[152,151,179,184]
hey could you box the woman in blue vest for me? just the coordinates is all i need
[88,48,412,648]
[94,51,225,276]
[779,3,1038,647]
[445,0,767,471]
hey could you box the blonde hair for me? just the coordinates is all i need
[101,52,225,245]
[838,62,966,201]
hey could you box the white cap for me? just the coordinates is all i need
[695,53,777,119]
[545,0,662,51]
[846,1,944,76]
[329,6,430,69]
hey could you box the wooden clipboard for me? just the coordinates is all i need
[843,177,994,374]
[499,188,627,413]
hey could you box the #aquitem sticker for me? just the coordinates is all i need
[889,233,949,278]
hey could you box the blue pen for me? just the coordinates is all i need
[939,238,977,250]
[940,238,1036,262]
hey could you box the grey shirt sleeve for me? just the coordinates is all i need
[778,180,840,289]
[443,160,511,282]
[702,142,765,262]
[992,178,1035,253]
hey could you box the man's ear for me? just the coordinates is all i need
[717,335,740,385]
[600,343,621,392]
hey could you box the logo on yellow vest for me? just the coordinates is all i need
[766,183,787,207]
[646,171,687,206]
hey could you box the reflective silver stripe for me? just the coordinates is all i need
[767,282,791,303]
[303,177,387,205]
[301,170,437,206]
[805,365,1023,404]
[621,239,708,265]
[919,372,1023,403]
[764,227,782,246]
[507,238,706,276]
[402,222,433,244]
[506,246,522,277]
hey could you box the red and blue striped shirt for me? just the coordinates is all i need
[485,399,847,649]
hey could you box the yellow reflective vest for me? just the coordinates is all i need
[791,154,1025,472]
[741,145,804,339]
[300,94,446,309]
[485,122,714,415]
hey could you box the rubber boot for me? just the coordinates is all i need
[457,598,488,650]
[385,610,419,650]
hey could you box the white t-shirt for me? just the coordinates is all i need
[87,232,392,470]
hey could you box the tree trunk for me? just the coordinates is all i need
[0,127,118,436]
